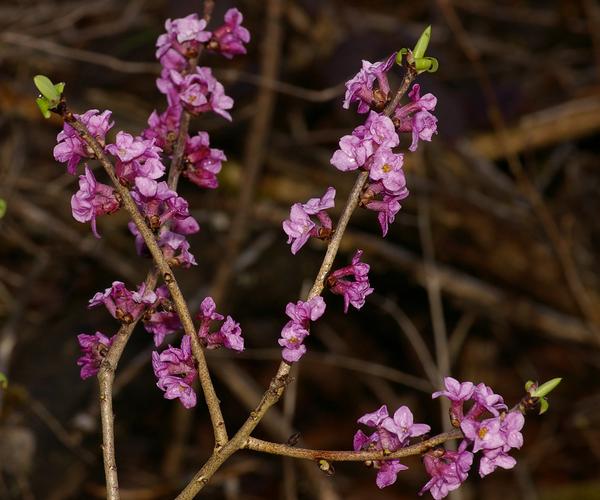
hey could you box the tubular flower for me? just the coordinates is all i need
[343,53,397,113]
[76,332,113,379]
[419,441,473,500]
[152,335,197,408]
[327,249,374,312]
[89,281,156,323]
[197,297,244,351]
[208,8,251,59]
[282,187,336,254]
[278,296,326,363]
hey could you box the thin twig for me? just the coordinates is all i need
[243,430,463,462]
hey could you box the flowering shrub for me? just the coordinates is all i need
[33,7,561,499]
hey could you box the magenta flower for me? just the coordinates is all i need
[209,8,251,59]
[77,332,113,379]
[381,406,431,443]
[330,112,398,172]
[432,377,475,424]
[184,132,226,189]
[165,67,234,120]
[143,286,182,346]
[419,441,473,499]
[278,296,326,363]
[152,335,197,409]
[327,250,374,312]
[368,149,406,194]
[89,281,156,323]
[71,166,120,238]
[158,230,198,268]
[156,14,212,71]
[54,109,113,174]
[196,297,244,352]
[105,131,165,185]
[143,105,182,151]
[394,83,438,152]
[282,187,336,254]
[343,53,397,113]
[465,383,507,420]
[354,404,428,489]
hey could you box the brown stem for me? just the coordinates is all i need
[176,65,419,499]
[244,429,464,462]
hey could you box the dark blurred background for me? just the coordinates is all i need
[1,0,600,498]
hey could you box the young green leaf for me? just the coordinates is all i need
[0,198,6,219]
[531,377,562,398]
[413,25,432,60]
[36,97,52,119]
[0,372,7,390]
[34,75,60,102]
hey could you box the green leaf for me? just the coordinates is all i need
[524,380,536,392]
[532,377,562,398]
[0,198,6,219]
[395,48,409,66]
[0,372,7,390]
[34,75,60,102]
[413,25,432,60]
[35,97,52,119]
[54,82,65,96]
[539,398,549,415]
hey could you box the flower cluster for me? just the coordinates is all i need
[355,378,525,499]
[152,335,197,408]
[278,297,326,363]
[89,281,156,324]
[143,285,182,346]
[70,9,248,389]
[76,332,113,379]
[196,297,245,352]
[54,109,113,174]
[327,249,373,312]
[353,405,430,488]
[282,187,336,254]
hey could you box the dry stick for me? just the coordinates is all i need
[437,0,600,341]
[175,67,418,500]
[244,430,463,462]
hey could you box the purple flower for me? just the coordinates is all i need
[196,297,244,352]
[362,180,409,237]
[105,132,165,185]
[152,335,197,408]
[156,14,212,71]
[330,112,398,172]
[71,166,120,238]
[381,406,431,443]
[278,296,326,363]
[89,281,156,323]
[419,441,473,499]
[77,332,113,379]
[166,67,234,120]
[394,84,438,152]
[143,286,182,346]
[283,187,336,254]
[209,8,251,59]
[327,250,374,312]
[343,53,396,113]
[143,105,182,151]
[368,149,406,194]
[354,404,429,489]
[184,132,226,189]
[158,230,198,268]
[462,411,524,477]
[54,109,113,174]
[432,377,475,424]
[465,383,507,420]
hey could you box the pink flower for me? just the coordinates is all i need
[394,83,438,152]
[278,296,326,363]
[343,53,397,113]
[196,297,244,352]
[283,187,336,254]
[419,441,473,499]
[71,166,120,238]
[328,250,374,312]
[54,109,113,174]
[184,132,226,189]
[209,8,251,59]
[77,332,113,379]
[89,281,156,323]
[152,335,197,408]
